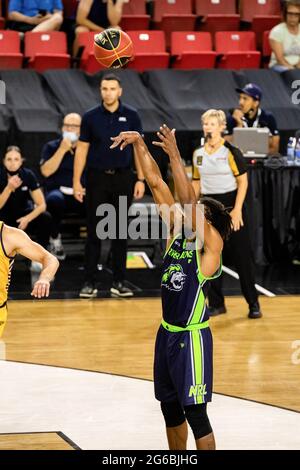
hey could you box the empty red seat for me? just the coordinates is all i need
[127,31,170,71]
[239,0,281,23]
[0,30,23,69]
[252,15,281,48]
[215,31,261,69]
[24,31,70,72]
[262,30,272,67]
[199,14,241,37]
[195,0,236,15]
[121,0,150,31]
[77,31,105,73]
[153,0,196,47]
[171,31,216,69]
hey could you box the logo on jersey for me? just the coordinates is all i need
[161,264,187,292]
[196,156,203,166]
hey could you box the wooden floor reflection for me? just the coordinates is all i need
[3,296,300,414]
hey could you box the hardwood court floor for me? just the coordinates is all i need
[0,432,75,450]
[3,296,300,413]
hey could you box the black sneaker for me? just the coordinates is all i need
[110,281,133,298]
[79,282,98,299]
[207,305,227,317]
[248,302,262,319]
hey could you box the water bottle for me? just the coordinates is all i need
[295,138,300,166]
[286,137,296,165]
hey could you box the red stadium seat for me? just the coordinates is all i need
[252,15,281,48]
[195,0,236,15]
[0,30,23,69]
[262,30,272,67]
[199,14,241,37]
[153,0,196,48]
[127,31,170,71]
[77,31,105,73]
[239,0,281,23]
[171,31,216,69]
[24,31,71,72]
[215,31,261,69]
[121,0,150,31]
[0,17,4,28]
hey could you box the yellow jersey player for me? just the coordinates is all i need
[0,221,59,337]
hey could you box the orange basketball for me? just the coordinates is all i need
[94,28,134,68]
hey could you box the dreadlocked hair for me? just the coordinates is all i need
[200,196,233,241]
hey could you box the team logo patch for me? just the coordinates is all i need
[161,264,187,292]
[196,156,203,166]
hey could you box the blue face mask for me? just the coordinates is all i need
[63,131,79,144]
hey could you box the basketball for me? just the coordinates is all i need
[94,28,134,68]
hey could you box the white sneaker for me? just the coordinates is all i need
[30,261,43,272]
[49,234,66,260]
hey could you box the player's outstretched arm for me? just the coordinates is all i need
[153,124,197,206]
[3,225,59,298]
[111,131,182,235]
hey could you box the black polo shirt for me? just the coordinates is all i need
[0,166,40,219]
[79,101,143,170]
[226,108,279,136]
[40,138,85,191]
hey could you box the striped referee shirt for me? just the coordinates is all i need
[192,140,247,195]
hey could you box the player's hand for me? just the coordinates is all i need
[31,278,50,298]
[7,175,22,191]
[73,181,85,203]
[60,137,73,153]
[152,124,179,158]
[133,181,145,200]
[232,109,244,125]
[110,131,141,150]
[230,208,244,231]
[16,216,30,231]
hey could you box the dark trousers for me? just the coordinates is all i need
[46,189,86,238]
[0,209,52,248]
[206,191,258,308]
[85,168,135,284]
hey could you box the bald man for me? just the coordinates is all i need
[40,113,86,260]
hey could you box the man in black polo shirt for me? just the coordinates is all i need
[40,113,85,261]
[226,83,280,155]
[73,73,145,298]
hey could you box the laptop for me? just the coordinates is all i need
[232,127,269,158]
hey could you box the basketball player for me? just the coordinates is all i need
[0,222,59,338]
[110,126,232,450]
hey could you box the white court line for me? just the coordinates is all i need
[222,265,276,298]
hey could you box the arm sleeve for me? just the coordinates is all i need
[27,170,41,191]
[79,113,92,143]
[8,0,21,12]
[39,142,54,166]
[227,145,248,177]
[225,114,236,136]
[192,150,200,180]
[53,0,63,11]
[269,24,283,43]
[267,114,280,136]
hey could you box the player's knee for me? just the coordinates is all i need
[184,404,212,440]
[160,401,185,428]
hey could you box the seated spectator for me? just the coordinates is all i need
[0,146,52,271]
[74,0,124,54]
[225,83,280,155]
[40,113,85,260]
[8,0,63,33]
[269,0,300,72]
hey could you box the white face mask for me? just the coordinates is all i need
[63,130,78,144]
